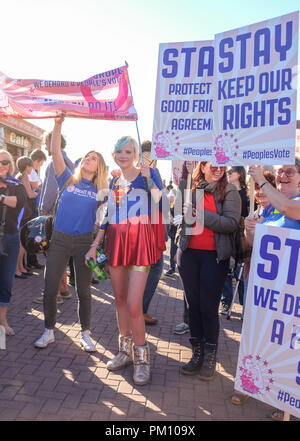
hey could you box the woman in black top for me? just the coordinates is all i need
[0,150,26,335]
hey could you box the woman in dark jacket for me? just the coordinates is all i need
[176,161,241,381]
[0,150,26,335]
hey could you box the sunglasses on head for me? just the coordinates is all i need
[0,159,10,166]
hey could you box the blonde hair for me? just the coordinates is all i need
[113,136,139,160]
[72,151,108,194]
[0,149,15,175]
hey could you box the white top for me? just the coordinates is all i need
[28,168,42,185]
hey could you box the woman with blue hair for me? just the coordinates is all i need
[86,135,166,385]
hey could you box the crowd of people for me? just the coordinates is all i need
[0,117,299,420]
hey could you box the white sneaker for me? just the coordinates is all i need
[34,328,55,348]
[80,330,96,352]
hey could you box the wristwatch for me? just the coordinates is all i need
[0,194,5,204]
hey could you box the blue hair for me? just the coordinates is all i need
[113,136,139,157]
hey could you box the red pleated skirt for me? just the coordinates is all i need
[105,214,166,267]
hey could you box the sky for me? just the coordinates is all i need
[1,0,299,181]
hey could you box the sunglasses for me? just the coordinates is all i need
[276,168,298,178]
[210,165,226,172]
[0,160,10,166]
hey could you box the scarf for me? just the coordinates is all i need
[0,175,21,186]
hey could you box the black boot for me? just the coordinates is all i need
[180,337,204,376]
[198,342,217,381]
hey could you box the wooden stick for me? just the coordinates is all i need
[249,176,255,217]
[283,412,290,421]
[186,173,192,203]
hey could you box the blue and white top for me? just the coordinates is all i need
[261,195,300,230]
[54,167,98,235]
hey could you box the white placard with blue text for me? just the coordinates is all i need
[151,40,214,161]
[235,224,300,419]
[212,11,298,166]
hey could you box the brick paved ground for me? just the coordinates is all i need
[0,252,278,422]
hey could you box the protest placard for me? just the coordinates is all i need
[151,40,214,161]
[212,11,298,166]
[235,223,300,419]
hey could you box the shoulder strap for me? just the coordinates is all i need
[53,176,73,218]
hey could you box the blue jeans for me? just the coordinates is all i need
[169,237,177,270]
[143,254,164,314]
[242,274,249,318]
[221,264,244,307]
[0,232,20,306]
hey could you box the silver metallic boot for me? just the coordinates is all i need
[106,335,133,371]
[133,342,151,385]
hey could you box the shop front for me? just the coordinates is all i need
[0,116,45,164]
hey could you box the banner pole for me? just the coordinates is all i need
[283,412,291,421]
[126,61,144,166]
[249,176,255,217]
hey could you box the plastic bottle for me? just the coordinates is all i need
[87,258,107,281]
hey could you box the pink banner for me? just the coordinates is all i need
[0,64,137,121]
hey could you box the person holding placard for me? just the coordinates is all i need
[85,136,166,386]
[239,158,300,421]
[34,117,108,353]
[176,162,241,381]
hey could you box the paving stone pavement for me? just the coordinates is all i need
[0,253,278,422]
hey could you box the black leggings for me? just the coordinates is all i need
[177,248,229,345]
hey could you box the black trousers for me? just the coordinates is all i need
[177,248,229,345]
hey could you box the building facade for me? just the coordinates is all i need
[0,116,45,163]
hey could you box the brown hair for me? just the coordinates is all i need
[192,161,228,202]
[254,171,276,191]
[30,148,47,162]
[16,156,34,173]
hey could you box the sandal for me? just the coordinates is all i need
[271,410,284,421]
[231,392,250,405]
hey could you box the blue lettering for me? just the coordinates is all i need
[275,21,293,61]
[271,319,284,345]
[253,285,271,307]
[257,234,280,280]
[241,102,252,128]
[278,97,291,125]
[254,28,271,66]
[283,293,294,315]
[162,49,178,78]
[253,100,266,127]
[198,46,214,77]
[219,38,234,73]
[181,47,197,77]
[236,32,252,69]
[223,105,234,129]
